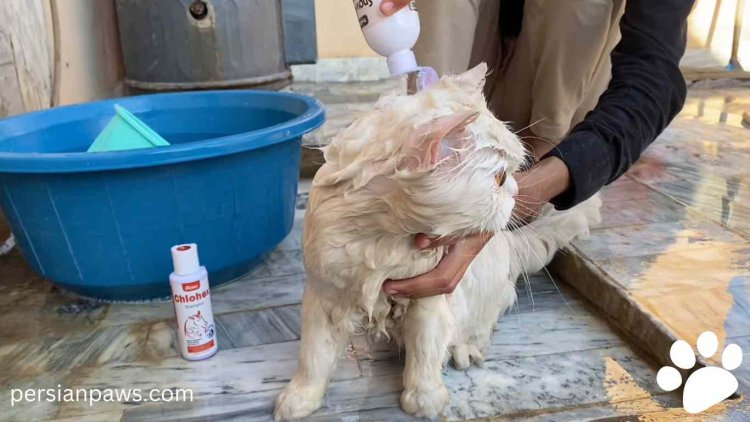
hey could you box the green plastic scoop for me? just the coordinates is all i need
[88,105,170,152]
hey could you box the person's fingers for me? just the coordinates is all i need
[384,240,473,297]
[406,279,462,299]
[385,233,491,297]
[382,266,453,296]
[380,0,411,16]
[510,167,544,226]
[414,233,432,249]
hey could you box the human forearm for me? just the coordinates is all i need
[544,0,694,209]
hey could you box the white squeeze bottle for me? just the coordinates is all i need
[353,0,421,76]
[169,243,218,360]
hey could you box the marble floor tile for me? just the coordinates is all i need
[645,176,750,238]
[557,82,750,418]
[1,303,308,384]
[119,374,410,422]
[598,176,656,202]
[53,340,361,419]
[0,251,108,341]
[594,243,750,294]
[1,372,70,421]
[209,273,305,314]
[242,249,305,280]
[490,395,747,422]
[0,321,153,380]
[575,218,748,261]
[593,191,687,230]
[726,336,750,390]
[512,272,583,314]
[120,389,279,422]
[273,217,303,252]
[486,306,625,361]
[215,305,301,349]
[96,300,174,329]
[52,412,127,421]
[442,346,660,420]
[602,279,750,356]
[113,346,666,422]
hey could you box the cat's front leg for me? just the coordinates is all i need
[401,295,455,418]
[274,287,347,421]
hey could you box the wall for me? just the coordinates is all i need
[686,0,750,67]
[312,0,750,66]
[53,0,124,106]
[2,0,749,112]
[314,0,376,58]
[0,0,123,117]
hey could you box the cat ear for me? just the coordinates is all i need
[456,63,488,91]
[403,111,479,170]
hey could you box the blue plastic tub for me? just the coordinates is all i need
[0,91,324,301]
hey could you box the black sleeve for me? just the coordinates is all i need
[544,0,695,209]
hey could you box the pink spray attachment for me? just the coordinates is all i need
[415,66,439,91]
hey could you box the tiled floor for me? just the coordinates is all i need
[1,205,679,421]
[2,79,750,421]
[554,80,750,418]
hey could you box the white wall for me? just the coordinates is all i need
[687,0,750,67]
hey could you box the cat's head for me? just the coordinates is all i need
[315,63,527,238]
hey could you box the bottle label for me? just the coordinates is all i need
[188,339,215,353]
[353,0,416,28]
[172,277,217,357]
[353,0,374,11]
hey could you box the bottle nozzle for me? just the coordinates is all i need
[387,49,419,76]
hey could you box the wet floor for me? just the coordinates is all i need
[1,79,750,421]
[563,79,750,419]
[0,202,679,421]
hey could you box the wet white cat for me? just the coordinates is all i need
[274,64,601,420]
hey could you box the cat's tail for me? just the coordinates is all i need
[505,194,602,275]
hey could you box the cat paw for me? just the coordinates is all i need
[580,194,603,226]
[400,383,449,419]
[450,343,484,369]
[273,382,325,421]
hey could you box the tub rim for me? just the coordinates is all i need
[0,90,325,174]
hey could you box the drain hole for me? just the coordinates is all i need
[189,1,208,20]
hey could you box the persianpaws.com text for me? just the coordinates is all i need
[10,386,194,407]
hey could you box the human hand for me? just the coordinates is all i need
[511,156,571,226]
[380,0,412,16]
[382,232,492,298]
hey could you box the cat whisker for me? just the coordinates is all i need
[513,118,546,136]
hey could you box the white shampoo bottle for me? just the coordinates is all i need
[353,0,421,76]
[169,243,218,360]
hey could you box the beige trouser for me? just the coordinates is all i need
[414,0,625,142]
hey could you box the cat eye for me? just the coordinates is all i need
[495,170,507,187]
